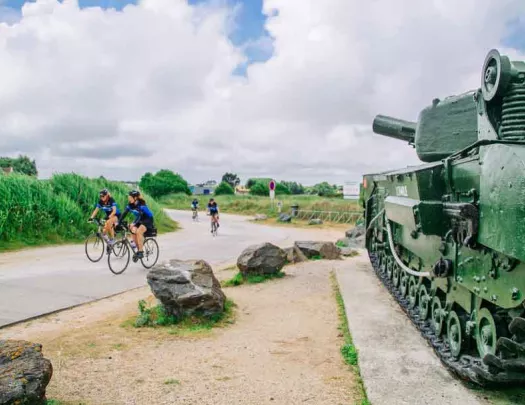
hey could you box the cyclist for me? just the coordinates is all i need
[191,198,199,219]
[207,198,219,231]
[120,190,155,259]
[88,188,120,245]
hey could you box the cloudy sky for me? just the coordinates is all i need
[0,0,524,185]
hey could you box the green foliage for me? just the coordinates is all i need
[336,240,347,248]
[248,179,290,196]
[134,299,236,331]
[139,169,191,198]
[248,181,268,196]
[214,181,235,196]
[246,177,272,188]
[221,172,240,189]
[311,181,338,197]
[0,173,177,251]
[222,271,286,287]
[0,155,38,176]
[280,181,305,195]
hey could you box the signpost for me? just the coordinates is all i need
[269,180,276,200]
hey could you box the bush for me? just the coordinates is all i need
[214,181,235,196]
[0,173,177,251]
[139,170,191,198]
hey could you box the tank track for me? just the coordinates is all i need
[368,251,525,387]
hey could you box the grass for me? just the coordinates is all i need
[222,271,286,287]
[330,271,370,405]
[131,298,236,334]
[0,173,178,252]
[161,193,360,218]
[164,378,181,385]
[47,400,87,405]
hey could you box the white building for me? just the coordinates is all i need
[343,181,360,200]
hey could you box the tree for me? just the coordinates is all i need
[248,180,290,196]
[221,173,240,189]
[280,181,305,195]
[139,169,191,198]
[312,182,337,197]
[0,155,38,176]
[246,177,271,188]
[214,181,235,196]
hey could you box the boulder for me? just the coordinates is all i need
[294,241,341,260]
[345,225,366,248]
[237,243,287,276]
[284,245,308,264]
[278,213,292,223]
[340,247,360,257]
[0,340,53,405]
[308,218,323,225]
[254,214,268,221]
[146,259,226,318]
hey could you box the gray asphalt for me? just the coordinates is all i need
[0,210,340,328]
[336,253,483,405]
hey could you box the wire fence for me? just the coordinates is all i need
[295,209,363,224]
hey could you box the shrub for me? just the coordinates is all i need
[214,181,235,196]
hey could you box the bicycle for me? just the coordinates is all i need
[107,223,160,275]
[84,218,118,262]
[192,208,199,222]
[209,213,219,236]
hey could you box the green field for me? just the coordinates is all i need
[0,173,178,252]
[161,193,361,217]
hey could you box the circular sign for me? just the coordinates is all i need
[269,180,276,191]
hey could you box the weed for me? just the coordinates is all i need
[222,271,285,287]
[164,378,181,385]
[310,255,322,261]
[336,240,347,248]
[133,298,236,332]
[330,271,370,405]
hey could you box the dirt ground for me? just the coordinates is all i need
[2,260,360,405]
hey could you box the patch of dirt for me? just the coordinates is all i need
[2,261,358,405]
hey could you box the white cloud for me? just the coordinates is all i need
[0,0,524,185]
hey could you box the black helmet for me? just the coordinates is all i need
[129,190,140,198]
[99,188,109,196]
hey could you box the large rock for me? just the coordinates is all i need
[284,245,308,264]
[253,214,268,221]
[294,241,341,260]
[0,340,53,405]
[308,218,323,225]
[146,259,226,318]
[278,213,292,223]
[345,225,366,248]
[237,243,287,276]
[340,247,360,257]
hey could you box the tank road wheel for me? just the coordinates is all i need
[393,265,401,287]
[431,297,445,336]
[400,273,409,297]
[447,310,467,358]
[476,308,498,359]
[418,284,431,320]
[408,277,418,308]
[387,260,394,280]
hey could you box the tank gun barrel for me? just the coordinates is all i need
[372,115,416,144]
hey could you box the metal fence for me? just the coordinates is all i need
[295,209,363,224]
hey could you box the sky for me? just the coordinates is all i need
[0,1,524,185]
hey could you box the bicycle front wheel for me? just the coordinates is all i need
[141,238,159,269]
[85,232,104,262]
[108,240,131,275]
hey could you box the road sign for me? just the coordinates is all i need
[269,180,276,191]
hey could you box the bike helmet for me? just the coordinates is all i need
[99,188,109,196]
[129,190,140,198]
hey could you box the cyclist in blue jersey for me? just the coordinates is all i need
[120,190,155,259]
[88,188,120,245]
[207,198,219,231]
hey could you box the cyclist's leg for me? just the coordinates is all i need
[107,216,117,239]
[129,224,138,246]
[135,224,147,256]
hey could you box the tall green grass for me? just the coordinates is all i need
[0,173,178,252]
[161,193,360,217]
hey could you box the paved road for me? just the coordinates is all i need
[0,210,342,328]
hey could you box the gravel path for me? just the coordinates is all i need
[2,260,359,405]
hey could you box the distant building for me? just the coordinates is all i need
[235,185,249,195]
[1,167,13,175]
[191,180,217,195]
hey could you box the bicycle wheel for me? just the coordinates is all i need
[85,232,104,262]
[141,238,159,269]
[108,240,131,275]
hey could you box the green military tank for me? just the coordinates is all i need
[362,49,525,386]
